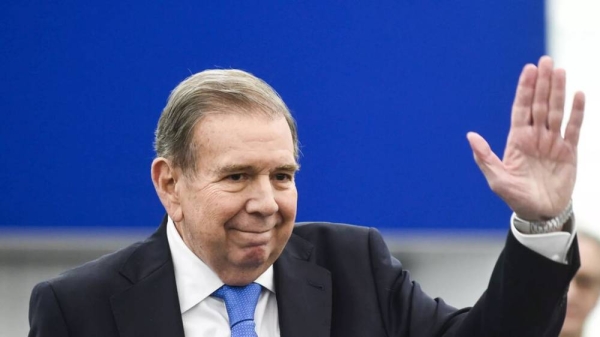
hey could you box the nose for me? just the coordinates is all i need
[245,175,279,216]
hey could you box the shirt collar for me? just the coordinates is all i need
[166,217,275,314]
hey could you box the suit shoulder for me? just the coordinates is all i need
[28,240,148,336]
[294,221,373,237]
[42,239,144,292]
[292,221,379,249]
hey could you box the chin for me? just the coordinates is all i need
[244,246,269,266]
[236,246,271,267]
[221,253,271,286]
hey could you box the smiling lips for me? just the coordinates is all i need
[230,228,273,247]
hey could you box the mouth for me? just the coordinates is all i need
[230,228,272,247]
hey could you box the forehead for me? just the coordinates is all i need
[192,113,296,168]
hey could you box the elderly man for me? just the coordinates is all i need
[561,232,600,337]
[29,56,584,337]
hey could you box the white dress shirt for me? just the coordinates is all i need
[166,218,280,337]
[511,214,576,264]
[167,215,576,336]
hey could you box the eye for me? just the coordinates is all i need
[227,173,247,181]
[274,173,293,181]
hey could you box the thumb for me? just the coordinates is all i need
[466,132,505,188]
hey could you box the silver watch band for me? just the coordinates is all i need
[513,200,574,234]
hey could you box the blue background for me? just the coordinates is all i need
[1,1,545,230]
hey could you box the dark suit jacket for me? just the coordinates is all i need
[29,218,579,337]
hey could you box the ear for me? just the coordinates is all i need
[151,157,184,222]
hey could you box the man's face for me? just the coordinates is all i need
[562,236,600,336]
[174,113,298,285]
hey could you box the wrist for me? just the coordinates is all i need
[513,200,574,234]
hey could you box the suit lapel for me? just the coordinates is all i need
[275,234,332,337]
[108,218,333,337]
[110,216,185,337]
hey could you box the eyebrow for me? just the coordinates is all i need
[276,164,301,172]
[214,163,300,175]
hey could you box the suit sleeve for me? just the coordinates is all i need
[368,227,579,337]
[29,281,70,337]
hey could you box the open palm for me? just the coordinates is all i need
[467,56,585,221]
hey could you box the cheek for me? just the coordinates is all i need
[212,196,246,216]
[277,188,298,219]
[274,190,297,242]
[181,189,246,242]
[184,186,243,221]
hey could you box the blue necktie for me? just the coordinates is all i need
[212,283,262,337]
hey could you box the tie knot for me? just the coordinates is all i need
[212,283,262,329]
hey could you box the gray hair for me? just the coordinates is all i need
[154,69,299,175]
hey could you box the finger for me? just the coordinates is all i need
[532,56,553,129]
[548,68,566,133]
[511,64,537,128]
[466,132,504,189]
[564,91,586,147]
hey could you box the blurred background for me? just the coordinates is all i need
[1,1,598,336]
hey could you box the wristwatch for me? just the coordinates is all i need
[513,200,574,234]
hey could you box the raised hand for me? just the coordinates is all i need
[467,56,585,221]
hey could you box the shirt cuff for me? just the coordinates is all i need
[511,214,577,264]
